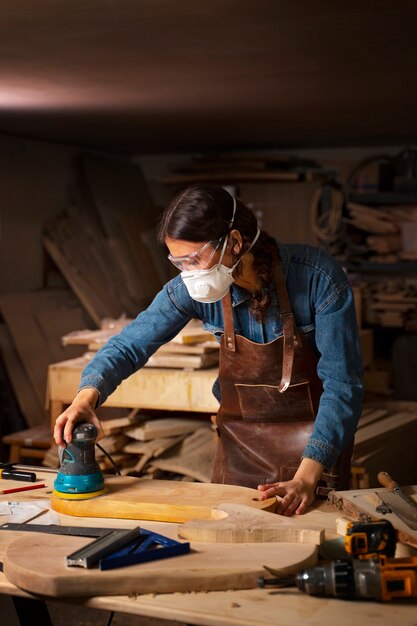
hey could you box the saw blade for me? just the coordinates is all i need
[377,492,417,530]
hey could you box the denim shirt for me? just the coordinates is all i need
[80,241,364,470]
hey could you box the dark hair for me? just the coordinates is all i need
[158,183,279,320]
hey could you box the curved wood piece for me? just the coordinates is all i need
[178,503,324,544]
[51,476,277,523]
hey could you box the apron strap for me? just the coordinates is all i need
[272,260,296,392]
[222,291,236,352]
[221,256,296,391]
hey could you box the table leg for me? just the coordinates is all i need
[49,400,65,432]
[12,597,53,626]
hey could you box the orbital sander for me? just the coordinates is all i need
[53,421,107,500]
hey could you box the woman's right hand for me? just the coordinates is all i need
[53,388,102,446]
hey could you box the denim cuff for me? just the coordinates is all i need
[79,375,106,407]
[302,438,339,472]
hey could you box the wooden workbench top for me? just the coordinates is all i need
[1,471,417,625]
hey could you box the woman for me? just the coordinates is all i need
[54,183,364,516]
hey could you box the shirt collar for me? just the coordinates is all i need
[230,240,288,307]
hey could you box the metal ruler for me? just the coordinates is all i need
[0,523,121,537]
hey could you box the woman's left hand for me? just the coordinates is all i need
[257,457,324,516]
[257,478,316,516]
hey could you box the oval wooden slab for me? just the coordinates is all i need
[4,533,317,597]
[51,476,276,523]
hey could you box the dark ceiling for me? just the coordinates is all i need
[0,1,417,154]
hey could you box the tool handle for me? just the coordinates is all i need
[378,471,399,492]
[0,469,37,482]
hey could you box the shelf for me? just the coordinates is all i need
[348,192,417,205]
[346,261,417,274]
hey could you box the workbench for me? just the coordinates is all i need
[47,355,220,430]
[1,471,417,626]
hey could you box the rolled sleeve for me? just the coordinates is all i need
[303,279,364,469]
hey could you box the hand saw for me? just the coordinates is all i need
[377,471,417,531]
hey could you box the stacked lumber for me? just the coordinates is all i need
[43,154,168,326]
[346,202,417,264]
[44,410,217,482]
[351,401,417,488]
[364,280,417,328]
[61,318,220,370]
[122,417,216,481]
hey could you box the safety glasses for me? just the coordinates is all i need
[168,237,224,272]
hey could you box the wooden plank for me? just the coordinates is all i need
[354,411,417,448]
[95,434,130,456]
[122,435,186,474]
[50,476,277,522]
[145,351,218,369]
[43,231,118,326]
[356,408,390,429]
[329,486,417,548]
[125,418,209,442]
[46,357,220,417]
[100,410,141,435]
[82,153,163,304]
[162,171,301,184]
[4,535,317,597]
[0,324,47,426]
[0,291,87,410]
[179,503,324,544]
[149,428,216,483]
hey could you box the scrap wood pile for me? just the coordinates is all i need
[44,409,217,483]
[344,202,417,264]
[361,279,417,329]
[61,317,220,370]
[352,401,417,488]
[43,152,170,327]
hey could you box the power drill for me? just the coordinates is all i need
[259,519,417,601]
[295,554,417,601]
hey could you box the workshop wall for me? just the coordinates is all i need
[0,136,409,295]
[0,138,75,293]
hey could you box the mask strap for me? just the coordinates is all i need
[230,228,260,271]
[217,234,230,265]
[228,195,236,228]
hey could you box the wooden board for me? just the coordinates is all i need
[329,485,417,548]
[51,476,277,522]
[179,503,324,544]
[0,290,88,409]
[3,533,317,597]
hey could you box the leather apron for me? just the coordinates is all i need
[211,257,353,494]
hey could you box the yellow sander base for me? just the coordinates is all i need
[52,486,108,500]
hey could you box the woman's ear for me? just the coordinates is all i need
[229,229,243,255]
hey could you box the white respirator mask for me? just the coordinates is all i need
[181,227,260,303]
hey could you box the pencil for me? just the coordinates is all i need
[1,483,46,495]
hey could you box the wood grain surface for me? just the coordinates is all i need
[179,503,324,544]
[329,486,417,548]
[51,476,277,522]
[4,533,317,597]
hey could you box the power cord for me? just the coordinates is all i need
[96,442,121,475]
[310,183,344,244]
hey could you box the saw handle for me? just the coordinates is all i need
[378,471,399,492]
